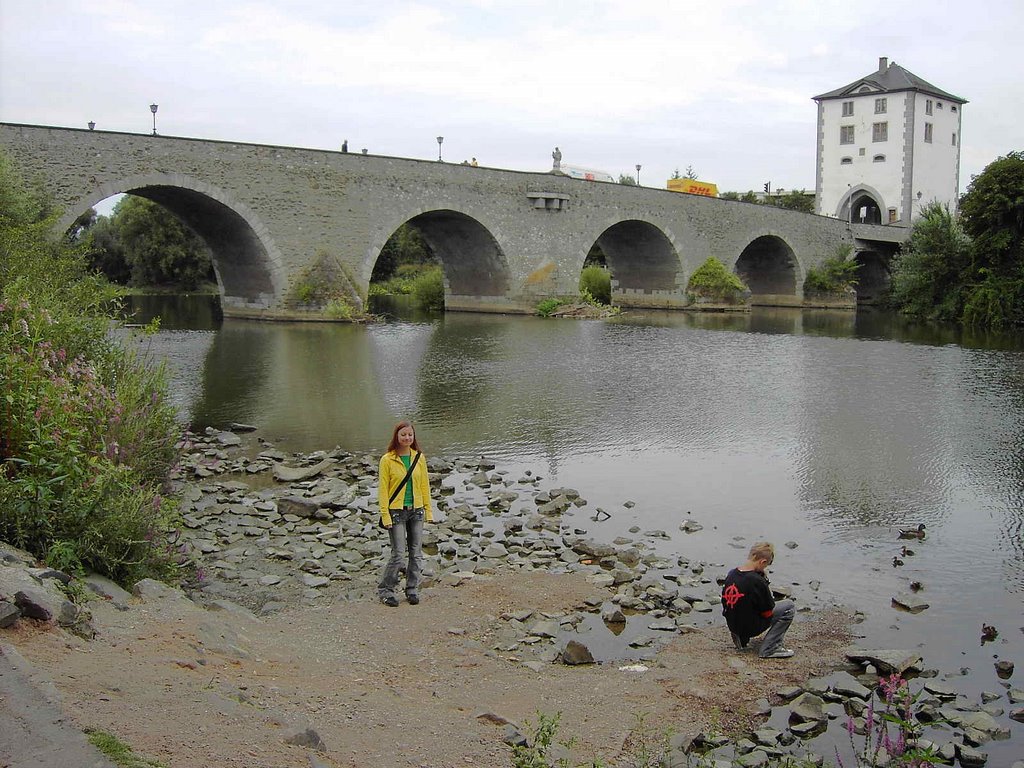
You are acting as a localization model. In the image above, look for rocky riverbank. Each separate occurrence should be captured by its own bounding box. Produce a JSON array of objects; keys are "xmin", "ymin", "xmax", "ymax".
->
[{"xmin": 1, "ymin": 428, "xmax": 1021, "ymax": 767}]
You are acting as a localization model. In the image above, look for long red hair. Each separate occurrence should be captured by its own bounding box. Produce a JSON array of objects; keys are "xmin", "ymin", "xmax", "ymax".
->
[{"xmin": 386, "ymin": 420, "xmax": 421, "ymax": 454}]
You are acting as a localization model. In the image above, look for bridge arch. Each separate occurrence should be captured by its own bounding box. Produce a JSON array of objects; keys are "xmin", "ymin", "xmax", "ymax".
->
[
  {"xmin": 367, "ymin": 209, "xmax": 511, "ymax": 306},
  {"xmin": 584, "ymin": 219, "xmax": 684, "ymax": 307},
  {"xmin": 59, "ymin": 174, "xmax": 286, "ymax": 309},
  {"xmin": 734, "ymin": 234, "xmax": 801, "ymax": 301},
  {"xmin": 852, "ymin": 248, "xmax": 892, "ymax": 304}
]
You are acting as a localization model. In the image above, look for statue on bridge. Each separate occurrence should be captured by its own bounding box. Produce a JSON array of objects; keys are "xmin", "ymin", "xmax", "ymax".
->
[{"xmin": 552, "ymin": 146, "xmax": 562, "ymax": 171}]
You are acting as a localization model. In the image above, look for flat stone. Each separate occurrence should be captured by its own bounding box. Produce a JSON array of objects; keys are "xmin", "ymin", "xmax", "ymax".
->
[
  {"xmin": 955, "ymin": 743, "xmax": 987, "ymax": 767},
  {"xmin": 845, "ymin": 649, "xmax": 923, "ymax": 676},
  {"xmin": 216, "ymin": 431, "xmax": 242, "ymax": 446},
  {"xmin": 132, "ymin": 578, "xmax": 190, "ymax": 603},
  {"xmin": 272, "ymin": 458, "xmax": 334, "ymax": 483},
  {"xmin": 891, "ymin": 593, "xmax": 929, "ymax": 613},
  {"xmin": 788, "ymin": 692, "xmax": 827, "ymax": 723},
  {"xmin": 831, "ymin": 673, "xmax": 871, "ymax": 700},
  {"xmin": 0, "ymin": 600, "xmax": 21, "ymax": 627},
  {"xmin": 648, "ymin": 618, "xmax": 677, "ymax": 631}
]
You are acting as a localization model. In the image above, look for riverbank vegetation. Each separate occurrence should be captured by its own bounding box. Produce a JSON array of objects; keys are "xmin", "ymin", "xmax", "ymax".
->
[
  {"xmin": 890, "ymin": 151, "xmax": 1024, "ymax": 328},
  {"xmin": 686, "ymin": 256, "xmax": 749, "ymax": 304},
  {"xmin": 804, "ymin": 245, "xmax": 860, "ymax": 295},
  {"xmin": 369, "ymin": 224, "xmax": 445, "ymax": 311},
  {"xmin": 0, "ymin": 150, "xmax": 183, "ymax": 584}
]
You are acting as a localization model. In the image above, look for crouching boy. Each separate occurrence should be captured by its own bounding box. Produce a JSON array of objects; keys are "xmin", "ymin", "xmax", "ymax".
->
[{"xmin": 721, "ymin": 541, "xmax": 795, "ymax": 659}]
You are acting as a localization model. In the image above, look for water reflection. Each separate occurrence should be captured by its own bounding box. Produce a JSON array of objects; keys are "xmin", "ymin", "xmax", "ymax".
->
[{"xmin": 124, "ymin": 293, "xmax": 222, "ymax": 330}]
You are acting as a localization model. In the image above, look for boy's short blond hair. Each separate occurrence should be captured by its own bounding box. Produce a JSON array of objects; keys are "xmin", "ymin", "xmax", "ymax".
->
[{"xmin": 749, "ymin": 541, "xmax": 775, "ymax": 564}]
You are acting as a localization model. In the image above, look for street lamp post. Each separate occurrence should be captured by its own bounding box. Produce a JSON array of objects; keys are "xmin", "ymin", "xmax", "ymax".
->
[
  {"xmin": 150, "ymin": 104, "xmax": 158, "ymax": 135},
  {"xmin": 635, "ymin": 164, "xmax": 641, "ymax": 185},
  {"xmin": 436, "ymin": 136, "xmax": 444, "ymax": 162}
]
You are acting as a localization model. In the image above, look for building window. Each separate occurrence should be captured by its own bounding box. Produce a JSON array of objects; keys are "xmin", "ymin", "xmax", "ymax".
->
[
  {"xmin": 841, "ymin": 157, "xmax": 853, "ymax": 165},
  {"xmin": 873, "ymin": 155, "xmax": 886, "ymax": 163},
  {"xmin": 840, "ymin": 125, "xmax": 855, "ymax": 144},
  {"xmin": 926, "ymin": 99, "xmax": 933, "ymax": 115},
  {"xmin": 951, "ymin": 105, "xmax": 958, "ymax": 113},
  {"xmin": 874, "ymin": 98, "xmax": 887, "ymax": 114},
  {"xmin": 952, "ymin": 132, "xmax": 957, "ymax": 146},
  {"xmin": 937, "ymin": 102, "xmax": 943, "ymax": 110},
  {"xmin": 842, "ymin": 101, "xmax": 854, "ymax": 116},
  {"xmin": 872, "ymin": 122, "xmax": 888, "ymax": 142},
  {"xmin": 924, "ymin": 123, "xmax": 933, "ymax": 143}
]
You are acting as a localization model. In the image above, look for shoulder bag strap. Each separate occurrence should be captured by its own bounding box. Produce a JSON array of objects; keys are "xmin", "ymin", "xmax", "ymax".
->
[{"xmin": 387, "ymin": 451, "xmax": 421, "ymax": 505}]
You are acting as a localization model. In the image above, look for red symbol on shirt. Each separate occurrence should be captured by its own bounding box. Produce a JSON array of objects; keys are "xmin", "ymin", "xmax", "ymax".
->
[{"xmin": 722, "ymin": 584, "xmax": 745, "ymax": 609}]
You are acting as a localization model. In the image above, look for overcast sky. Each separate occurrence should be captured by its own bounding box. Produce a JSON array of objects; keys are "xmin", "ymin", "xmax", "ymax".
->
[{"xmin": 1, "ymin": 0, "xmax": 1020, "ymax": 198}]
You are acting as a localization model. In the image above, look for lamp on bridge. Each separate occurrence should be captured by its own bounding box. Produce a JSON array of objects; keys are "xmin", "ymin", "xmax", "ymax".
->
[
  {"xmin": 636, "ymin": 164, "xmax": 641, "ymax": 185},
  {"xmin": 436, "ymin": 136, "xmax": 444, "ymax": 162},
  {"xmin": 150, "ymin": 104, "xmax": 158, "ymax": 136},
  {"xmin": 88, "ymin": 121, "xmax": 95, "ymax": 131}
]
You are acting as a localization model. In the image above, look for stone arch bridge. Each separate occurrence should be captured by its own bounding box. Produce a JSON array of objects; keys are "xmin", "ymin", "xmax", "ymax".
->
[{"xmin": 0, "ymin": 123, "xmax": 903, "ymax": 317}]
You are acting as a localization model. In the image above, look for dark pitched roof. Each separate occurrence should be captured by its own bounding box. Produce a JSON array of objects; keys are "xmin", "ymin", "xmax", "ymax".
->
[{"xmin": 814, "ymin": 61, "xmax": 967, "ymax": 104}]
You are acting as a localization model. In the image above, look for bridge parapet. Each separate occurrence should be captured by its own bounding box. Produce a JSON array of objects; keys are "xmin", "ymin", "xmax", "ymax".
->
[{"xmin": 851, "ymin": 222, "xmax": 910, "ymax": 245}]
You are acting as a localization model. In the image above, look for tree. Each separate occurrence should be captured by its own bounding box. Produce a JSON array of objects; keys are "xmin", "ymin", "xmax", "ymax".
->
[
  {"xmin": 372, "ymin": 223, "xmax": 435, "ymax": 282},
  {"xmin": 889, "ymin": 202, "xmax": 971, "ymax": 321},
  {"xmin": 958, "ymin": 151, "xmax": 1024, "ymax": 326},
  {"xmin": 85, "ymin": 215, "xmax": 131, "ymax": 284},
  {"xmin": 960, "ymin": 151, "xmax": 1024, "ymax": 275},
  {"xmin": 617, "ymin": 174, "xmax": 637, "ymax": 186},
  {"xmin": 108, "ymin": 196, "xmax": 214, "ymax": 289},
  {"xmin": 684, "ymin": 165, "xmax": 698, "ymax": 180},
  {"xmin": 769, "ymin": 189, "xmax": 815, "ymax": 213}
]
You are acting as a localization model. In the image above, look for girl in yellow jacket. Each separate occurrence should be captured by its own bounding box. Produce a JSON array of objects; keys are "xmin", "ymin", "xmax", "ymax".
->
[{"xmin": 377, "ymin": 421, "xmax": 433, "ymax": 607}]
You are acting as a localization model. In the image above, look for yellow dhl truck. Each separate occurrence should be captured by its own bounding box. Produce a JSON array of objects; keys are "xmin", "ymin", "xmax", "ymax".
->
[{"xmin": 666, "ymin": 178, "xmax": 718, "ymax": 197}]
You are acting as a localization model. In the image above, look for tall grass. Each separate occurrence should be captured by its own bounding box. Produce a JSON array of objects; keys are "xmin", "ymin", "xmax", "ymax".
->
[{"xmin": 1, "ymin": 150, "xmax": 184, "ymax": 583}]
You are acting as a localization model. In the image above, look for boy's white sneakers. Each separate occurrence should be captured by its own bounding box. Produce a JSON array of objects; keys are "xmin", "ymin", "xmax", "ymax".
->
[{"xmin": 761, "ymin": 647, "xmax": 795, "ymax": 659}]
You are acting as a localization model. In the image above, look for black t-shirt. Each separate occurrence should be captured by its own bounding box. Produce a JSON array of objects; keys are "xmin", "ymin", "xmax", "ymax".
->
[{"xmin": 721, "ymin": 567, "xmax": 775, "ymax": 639}]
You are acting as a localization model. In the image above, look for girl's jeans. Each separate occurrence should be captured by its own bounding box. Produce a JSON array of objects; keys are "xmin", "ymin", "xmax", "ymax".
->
[{"xmin": 378, "ymin": 507, "xmax": 424, "ymax": 600}]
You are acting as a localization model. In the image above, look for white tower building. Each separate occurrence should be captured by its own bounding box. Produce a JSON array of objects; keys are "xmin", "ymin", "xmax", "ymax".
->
[{"xmin": 814, "ymin": 57, "xmax": 966, "ymax": 225}]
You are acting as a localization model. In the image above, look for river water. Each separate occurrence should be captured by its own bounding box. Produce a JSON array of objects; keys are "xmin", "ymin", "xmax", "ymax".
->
[{"xmin": 129, "ymin": 294, "xmax": 1024, "ymax": 757}]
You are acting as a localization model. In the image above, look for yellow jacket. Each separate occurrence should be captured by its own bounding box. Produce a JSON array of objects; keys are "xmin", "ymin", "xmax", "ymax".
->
[{"xmin": 378, "ymin": 450, "xmax": 433, "ymax": 526}]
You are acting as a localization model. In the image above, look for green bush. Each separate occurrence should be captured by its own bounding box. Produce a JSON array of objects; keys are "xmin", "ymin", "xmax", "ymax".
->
[
  {"xmin": 0, "ymin": 150, "xmax": 183, "ymax": 584},
  {"xmin": 579, "ymin": 266, "xmax": 611, "ymax": 305},
  {"xmin": 411, "ymin": 265, "xmax": 445, "ymax": 311},
  {"xmin": 535, "ymin": 298, "xmax": 565, "ymax": 317},
  {"xmin": 686, "ymin": 257, "xmax": 748, "ymax": 301},
  {"xmin": 888, "ymin": 202, "xmax": 971, "ymax": 322},
  {"xmin": 962, "ymin": 270, "xmax": 1024, "ymax": 328},
  {"xmin": 325, "ymin": 296, "xmax": 355, "ymax": 320},
  {"xmin": 804, "ymin": 246, "xmax": 860, "ymax": 293}
]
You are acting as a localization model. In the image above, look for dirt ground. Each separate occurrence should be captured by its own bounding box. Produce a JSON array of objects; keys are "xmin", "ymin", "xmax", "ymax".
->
[{"xmin": 6, "ymin": 571, "xmax": 850, "ymax": 768}]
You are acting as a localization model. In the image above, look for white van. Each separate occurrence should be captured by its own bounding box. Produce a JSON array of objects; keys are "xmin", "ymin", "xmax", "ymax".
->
[{"xmin": 557, "ymin": 164, "xmax": 616, "ymax": 183}]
